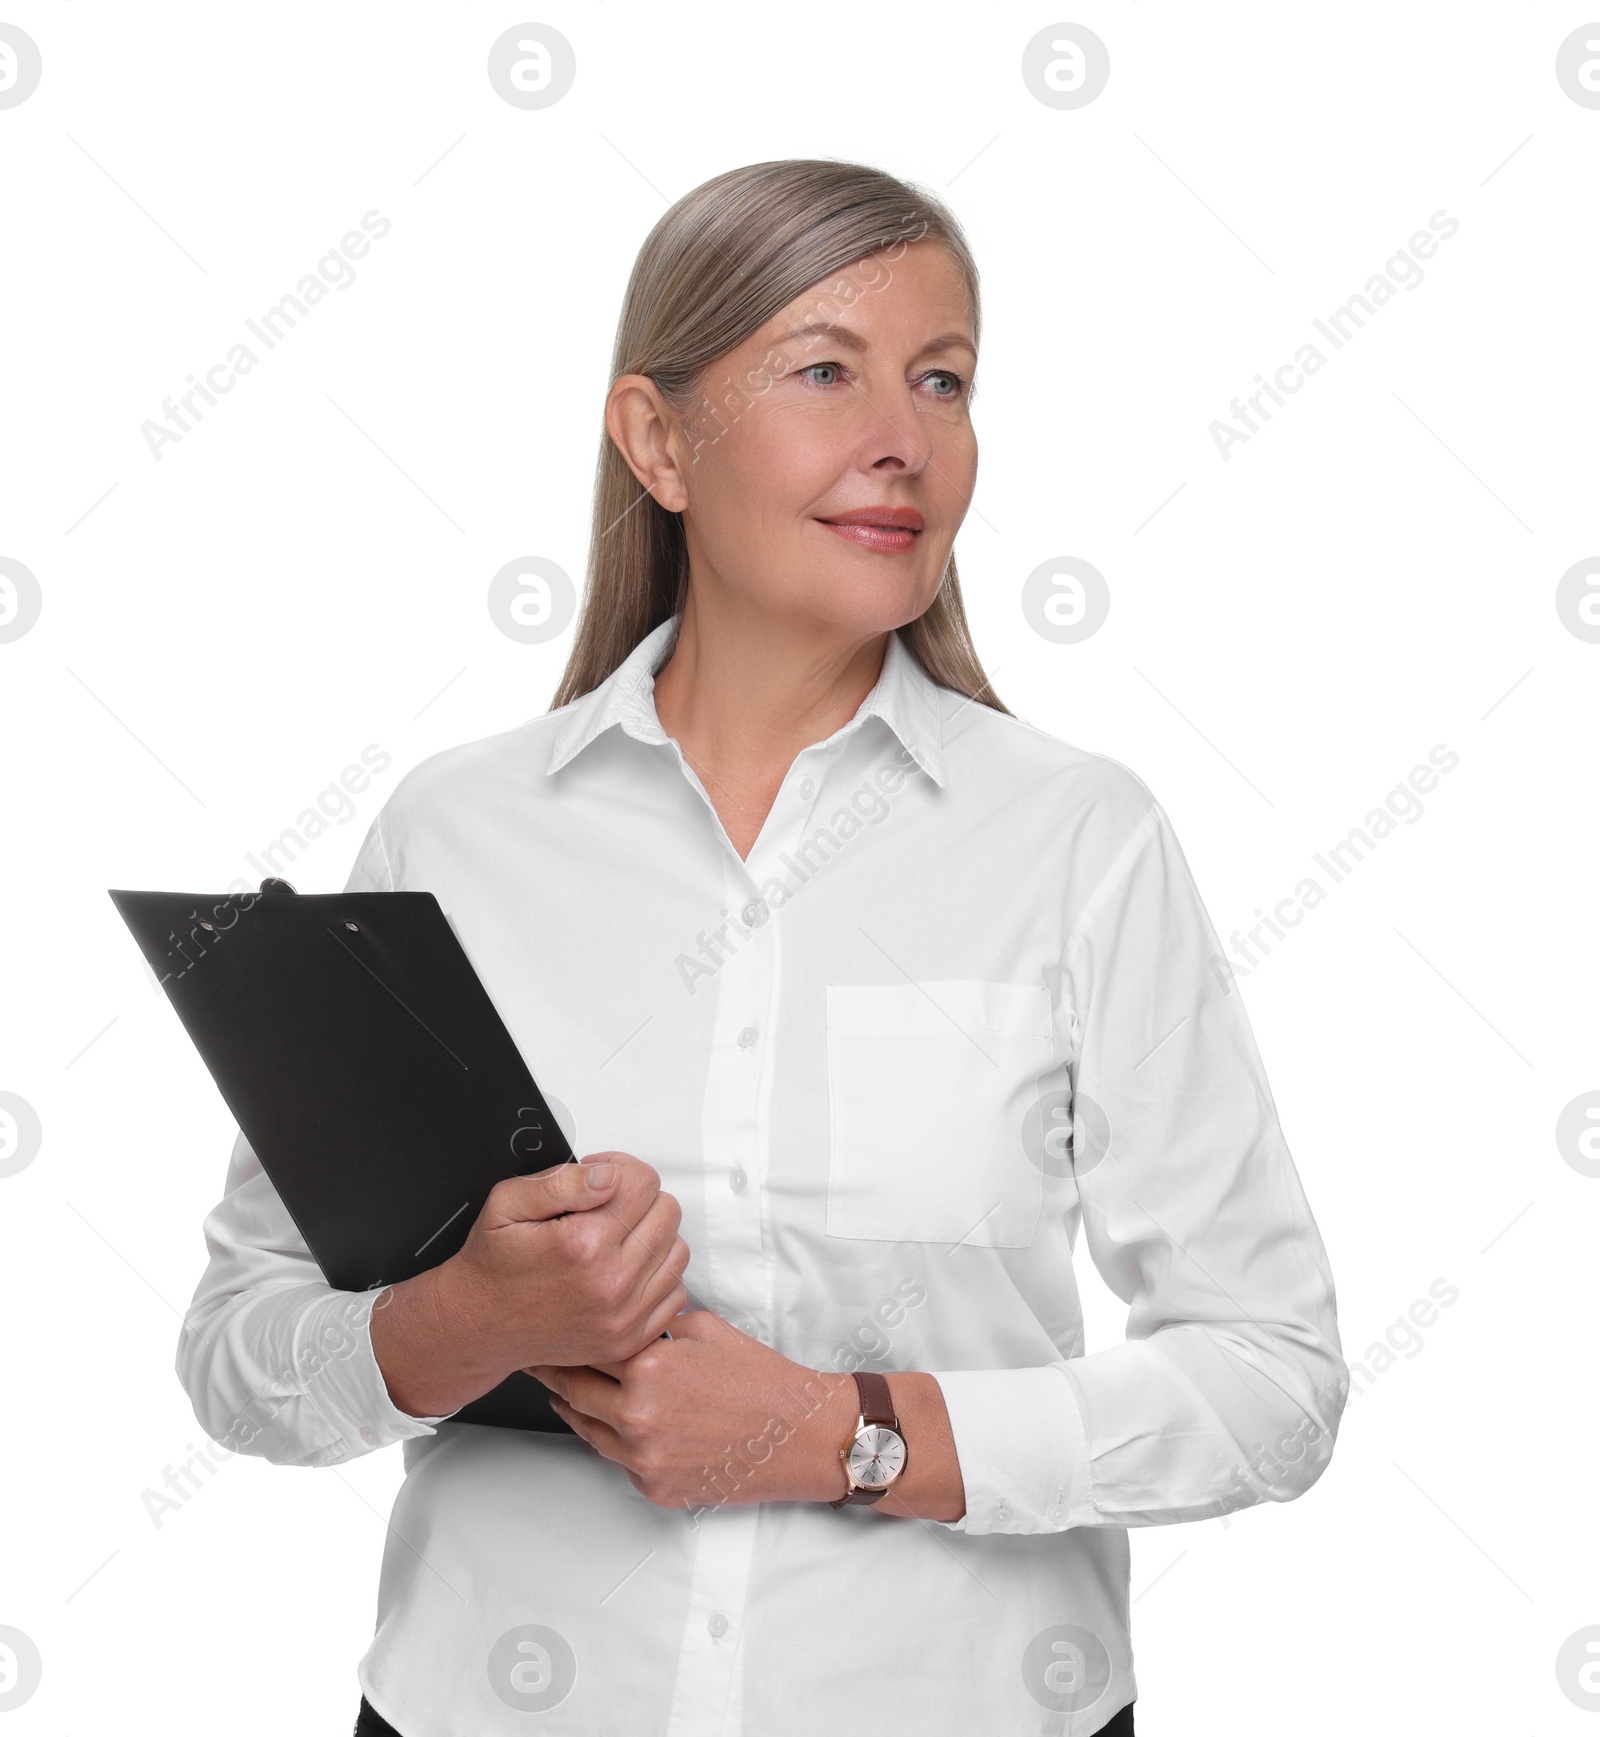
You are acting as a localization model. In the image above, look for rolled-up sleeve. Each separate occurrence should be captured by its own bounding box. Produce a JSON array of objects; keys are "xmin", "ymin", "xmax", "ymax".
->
[
  {"xmin": 930, "ymin": 799, "xmax": 1347, "ymax": 1535},
  {"xmin": 173, "ymin": 817, "xmax": 452, "ymax": 1466}
]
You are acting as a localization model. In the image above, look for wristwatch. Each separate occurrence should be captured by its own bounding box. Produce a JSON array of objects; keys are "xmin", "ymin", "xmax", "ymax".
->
[{"xmin": 829, "ymin": 1370, "xmax": 908, "ymax": 1507}]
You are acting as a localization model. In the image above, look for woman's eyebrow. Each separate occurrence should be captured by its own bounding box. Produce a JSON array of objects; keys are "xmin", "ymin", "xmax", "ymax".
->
[
  {"xmin": 916, "ymin": 331, "xmax": 979, "ymax": 360},
  {"xmin": 767, "ymin": 319, "xmax": 978, "ymax": 361},
  {"xmin": 769, "ymin": 319, "xmax": 870, "ymax": 353}
]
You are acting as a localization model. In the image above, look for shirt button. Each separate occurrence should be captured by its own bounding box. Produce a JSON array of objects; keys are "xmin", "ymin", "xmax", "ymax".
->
[
  {"xmin": 740, "ymin": 899, "xmax": 766, "ymax": 927},
  {"xmin": 995, "ymin": 1503, "xmax": 1010, "ymax": 1523},
  {"xmin": 360, "ymin": 1426, "xmax": 378, "ymax": 1445},
  {"xmin": 1049, "ymin": 1505, "xmax": 1064, "ymax": 1525},
  {"xmin": 736, "ymin": 1026, "xmax": 758, "ymax": 1049},
  {"xmin": 797, "ymin": 777, "xmax": 815, "ymax": 799},
  {"xmin": 728, "ymin": 1165, "xmax": 746, "ymax": 1193},
  {"xmin": 707, "ymin": 1612, "xmax": 729, "ymax": 1638}
]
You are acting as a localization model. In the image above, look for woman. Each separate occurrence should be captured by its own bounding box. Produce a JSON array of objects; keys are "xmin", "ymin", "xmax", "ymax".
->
[{"xmin": 178, "ymin": 158, "xmax": 1347, "ymax": 1736}]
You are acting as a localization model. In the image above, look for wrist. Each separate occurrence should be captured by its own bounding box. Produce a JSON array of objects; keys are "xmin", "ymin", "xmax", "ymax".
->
[
  {"xmin": 370, "ymin": 1263, "xmax": 505, "ymax": 1419},
  {"xmin": 808, "ymin": 1367, "xmax": 859, "ymax": 1504},
  {"xmin": 867, "ymin": 1373, "xmax": 966, "ymax": 1524},
  {"xmin": 426, "ymin": 1256, "xmax": 514, "ymax": 1383},
  {"xmin": 825, "ymin": 1368, "xmax": 912, "ymax": 1510}
]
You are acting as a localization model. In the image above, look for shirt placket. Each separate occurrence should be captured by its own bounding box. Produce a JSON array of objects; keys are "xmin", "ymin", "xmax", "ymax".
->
[{"xmin": 663, "ymin": 746, "xmax": 823, "ymax": 1737}]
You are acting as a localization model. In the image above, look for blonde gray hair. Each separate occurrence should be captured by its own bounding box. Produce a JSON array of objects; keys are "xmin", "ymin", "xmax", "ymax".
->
[{"xmin": 550, "ymin": 157, "xmax": 1007, "ymax": 715}]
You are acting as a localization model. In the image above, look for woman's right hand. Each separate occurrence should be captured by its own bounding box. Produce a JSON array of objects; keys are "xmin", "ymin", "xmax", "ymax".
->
[{"xmin": 370, "ymin": 1153, "xmax": 691, "ymax": 1420}]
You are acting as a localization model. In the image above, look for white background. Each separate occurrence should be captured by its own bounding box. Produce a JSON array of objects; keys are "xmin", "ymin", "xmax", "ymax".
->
[{"xmin": 1, "ymin": 3, "xmax": 1595, "ymax": 1731}]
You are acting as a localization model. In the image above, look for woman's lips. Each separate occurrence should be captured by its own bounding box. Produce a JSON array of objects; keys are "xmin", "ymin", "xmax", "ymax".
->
[
  {"xmin": 817, "ymin": 510, "xmax": 924, "ymax": 555},
  {"xmin": 820, "ymin": 521, "xmax": 919, "ymax": 554}
]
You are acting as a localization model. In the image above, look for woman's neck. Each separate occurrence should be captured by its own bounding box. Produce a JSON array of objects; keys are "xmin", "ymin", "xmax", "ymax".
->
[{"xmin": 651, "ymin": 589, "xmax": 888, "ymax": 860}]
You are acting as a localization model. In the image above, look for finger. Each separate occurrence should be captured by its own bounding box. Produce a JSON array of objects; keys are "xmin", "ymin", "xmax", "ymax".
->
[
  {"xmin": 567, "ymin": 1209, "xmax": 690, "ymax": 1332},
  {"xmin": 626, "ymin": 1183, "xmax": 687, "ymax": 1259},
  {"xmin": 524, "ymin": 1363, "xmax": 566, "ymax": 1396},
  {"xmin": 581, "ymin": 1156, "xmax": 667, "ymax": 1247},
  {"xmin": 549, "ymin": 1363, "xmax": 623, "ymax": 1421},
  {"xmin": 628, "ymin": 1231, "xmax": 691, "ymax": 1316},
  {"xmin": 642, "ymin": 1276, "xmax": 692, "ymax": 1342},
  {"xmin": 549, "ymin": 1394, "xmax": 598, "ymax": 1453},
  {"xmin": 598, "ymin": 1255, "xmax": 690, "ymax": 1363},
  {"xmin": 549, "ymin": 1394, "xmax": 629, "ymax": 1465},
  {"xmin": 562, "ymin": 1274, "xmax": 687, "ymax": 1382}
]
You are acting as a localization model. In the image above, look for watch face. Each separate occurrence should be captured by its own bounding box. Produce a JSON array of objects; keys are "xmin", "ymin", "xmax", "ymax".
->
[{"xmin": 847, "ymin": 1425, "xmax": 906, "ymax": 1489}]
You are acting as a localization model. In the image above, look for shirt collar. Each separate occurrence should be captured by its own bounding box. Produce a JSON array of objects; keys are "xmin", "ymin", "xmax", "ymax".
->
[{"xmin": 545, "ymin": 614, "xmax": 947, "ymax": 788}]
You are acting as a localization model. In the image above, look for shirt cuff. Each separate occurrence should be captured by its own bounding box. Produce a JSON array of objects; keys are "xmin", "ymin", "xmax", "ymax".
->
[
  {"xmin": 302, "ymin": 1288, "xmax": 455, "ymax": 1459},
  {"xmin": 926, "ymin": 1363, "xmax": 1093, "ymax": 1534}
]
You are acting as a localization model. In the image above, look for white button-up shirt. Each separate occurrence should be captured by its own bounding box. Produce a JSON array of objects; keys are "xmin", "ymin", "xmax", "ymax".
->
[{"xmin": 177, "ymin": 613, "xmax": 1346, "ymax": 1735}]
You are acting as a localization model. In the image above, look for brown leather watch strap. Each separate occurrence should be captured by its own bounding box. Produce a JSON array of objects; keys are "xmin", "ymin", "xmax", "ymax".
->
[
  {"xmin": 852, "ymin": 1369, "xmax": 895, "ymax": 1428},
  {"xmin": 830, "ymin": 1370, "xmax": 903, "ymax": 1508}
]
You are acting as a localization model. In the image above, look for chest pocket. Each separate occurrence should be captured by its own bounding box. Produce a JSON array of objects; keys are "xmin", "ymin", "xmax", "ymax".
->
[{"xmin": 824, "ymin": 980, "xmax": 1054, "ymax": 1247}]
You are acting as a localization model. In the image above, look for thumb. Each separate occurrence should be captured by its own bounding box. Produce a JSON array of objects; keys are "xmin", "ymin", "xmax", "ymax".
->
[{"xmin": 494, "ymin": 1153, "xmax": 623, "ymax": 1224}]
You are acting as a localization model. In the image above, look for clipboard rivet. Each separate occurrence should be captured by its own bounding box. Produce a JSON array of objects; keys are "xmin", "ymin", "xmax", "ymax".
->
[
  {"xmin": 345, "ymin": 921, "xmax": 360, "ymax": 932},
  {"xmin": 198, "ymin": 920, "xmax": 215, "ymax": 931}
]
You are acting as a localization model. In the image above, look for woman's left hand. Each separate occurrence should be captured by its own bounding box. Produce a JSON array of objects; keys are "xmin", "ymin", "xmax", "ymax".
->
[{"xmin": 525, "ymin": 1310, "xmax": 855, "ymax": 1510}]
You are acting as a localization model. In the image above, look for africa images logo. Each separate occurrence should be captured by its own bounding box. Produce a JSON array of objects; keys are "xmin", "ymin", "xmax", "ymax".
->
[{"xmin": 1209, "ymin": 211, "xmax": 1460, "ymax": 461}]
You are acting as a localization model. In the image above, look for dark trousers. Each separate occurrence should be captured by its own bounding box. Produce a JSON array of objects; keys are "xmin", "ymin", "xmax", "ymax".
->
[{"xmin": 354, "ymin": 1692, "xmax": 1135, "ymax": 1733}]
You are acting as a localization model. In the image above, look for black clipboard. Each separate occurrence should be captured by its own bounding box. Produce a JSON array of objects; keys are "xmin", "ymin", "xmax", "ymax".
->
[{"xmin": 110, "ymin": 875, "xmax": 576, "ymax": 1434}]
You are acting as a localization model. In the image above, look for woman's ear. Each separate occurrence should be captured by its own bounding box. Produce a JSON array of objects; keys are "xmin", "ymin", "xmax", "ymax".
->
[{"xmin": 605, "ymin": 375, "xmax": 690, "ymax": 513}]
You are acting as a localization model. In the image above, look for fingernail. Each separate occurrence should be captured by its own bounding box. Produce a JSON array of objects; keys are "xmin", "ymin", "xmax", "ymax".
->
[{"xmin": 585, "ymin": 1162, "xmax": 617, "ymax": 1190}]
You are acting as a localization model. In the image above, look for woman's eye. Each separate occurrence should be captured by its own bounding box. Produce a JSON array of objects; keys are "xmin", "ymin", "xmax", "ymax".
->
[{"xmin": 797, "ymin": 362, "xmax": 966, "ymax": 396}]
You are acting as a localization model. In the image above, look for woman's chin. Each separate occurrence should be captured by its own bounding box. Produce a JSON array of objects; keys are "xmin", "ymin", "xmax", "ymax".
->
[{"xmin": 764, "ymin": 571, "xmax": 942, "ymax": 638}]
